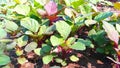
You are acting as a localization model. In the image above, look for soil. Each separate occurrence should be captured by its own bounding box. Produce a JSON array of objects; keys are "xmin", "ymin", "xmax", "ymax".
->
[{"xmin": 8, "ymin": 49, "xmax": 114, "ymax": 68}]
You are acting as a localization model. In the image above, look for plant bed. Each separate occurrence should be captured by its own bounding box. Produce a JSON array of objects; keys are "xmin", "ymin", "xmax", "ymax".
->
[{"xmin": 0, "ymin": 0, "xmax": 120, "ymax": 68}]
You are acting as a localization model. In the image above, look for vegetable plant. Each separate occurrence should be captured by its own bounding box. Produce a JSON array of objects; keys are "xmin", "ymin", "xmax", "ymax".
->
[{"xmin": 0, "ymin": 0, "xmax": 120, "ymax": 68}]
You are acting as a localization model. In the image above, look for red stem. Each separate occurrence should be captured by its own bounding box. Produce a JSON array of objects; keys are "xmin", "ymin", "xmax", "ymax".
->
[{"xmin": 114, "ymin": 42, "xmax": 120, "ymax": 68}]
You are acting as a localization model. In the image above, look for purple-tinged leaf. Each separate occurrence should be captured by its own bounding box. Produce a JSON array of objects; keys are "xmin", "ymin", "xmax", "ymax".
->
[
  {"xmin": 44, "ymin": 1, "xmax": 57, "ymax": 16},
  {"xmin": 103, "ymin": 21, "xmax": 119, "ymax": 44}
]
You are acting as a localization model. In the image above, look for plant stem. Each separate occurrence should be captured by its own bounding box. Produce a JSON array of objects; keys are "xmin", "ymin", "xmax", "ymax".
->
[{"xmin": 114, "ymin": 42, "xmax": 120, "ymax": 68}]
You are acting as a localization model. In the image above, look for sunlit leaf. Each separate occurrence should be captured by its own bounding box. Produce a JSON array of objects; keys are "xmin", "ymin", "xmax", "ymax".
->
[
  {"xmin": 14, "ymin": 4, "xmax": 30, "ymax": 15},
  {"xmin": 79, "ymin": 4, "xmax": 92, "ymax": 15},
  {"xmin": 85, "ymin": 20, "xmax": 97, "ymax": 26},
  {"xmin": 14, "ymin": 0, "xmax": 28, "ymax": 4},
  {"xmin": 21, "ymin": 17, "xmax": 40, "ymax": 32},
  {"xmin": 4, "ymin": 19, "xmax": 18, "ymax": 32},
  {"xmin": 16, "ymin": 48, "xmax": 23, "ymax": 56},
  {"xmin": 0, "ymin": 39, "xmax": 12, "ymax": 43},
  {"xmin": 25, "ymin": 31, "xmax": 34, "ymax": 36},
  {"xmin": 38, "ymin": 25, "xmax": 47, "ymax": 35},
  {"xmin": 70, "ymin": 42, "xmax": 86, "ymax": 50},
  {"xmin": 55, "ymin": 58, "xmax": 63, "ymax": 63},
  {"xmin": 64, "ymin": 8, "xmax": 73, "ymax": 18},
  {"xmin": 0, "ymin": 55, "xmax": 10, "ymax": 66},
  {"xmin": 17, "ymin": 57, "xmax": 28, "ymax": 64},
  {"xmin": 34, "ymin": 48, "xmax": 41, "ymax": 56},
  {"xmin": 114, "ymin": 2, "xmax": 120, "ymax": 10},
  {"xmin": 37, "ymin": 9, "xmax": 47, "ymax": 16},
  {"xmin": 35, "ymin": 0, "xmax": 49, "ymax": 6},
  {"xmin": 42, "ymin": 55, "xmax": 53, "ymax": 64},
  {"xmin": 16, "ymin": 35, "xmax": 28, "ymax": 47},
  {"xmin": 71, "ymin": 0, "xmax": 84, "ymax": 8},
  {"xmin": 103, "ymin": 21, "xmax": 119, "ymax": 44},
  {"xmin": 116, "ymin": 24, "xmax": 120, "ymax": 33},
  {"xmin": 88, "ymin": 29, "xmax": 96, "ymax": 36},
  {"xmin": 56, "ymin": 20, "xmax": 71, "ymax": 39},
  {"xmin": 61, "ymin": 61, "xmax": 67, "ymax": 66},
  {"xmin": 50, "ymin": 35, "xmax": 64, "ymax": 46},
  {"xmin": 6, "ymin": 42, "xmax": 16, "ymax": 50},
  {"xmin": 0, "ymin": 43, "xmax": 6, "ymax": 55},
  {"xmin": 0, "ymin": 28, "xmax": 7, "ymax": 39},
  {"xmin": 44, "ymin": 1, "xmax": 57, "ymax": 15},
  {"xmin": 24, "ymin": 42, "xmax": 38, "ymax": 52},
  {"xmin": 70, "ymin": 55, "xmax": 79, "ymax": 62},
  {"xmin": 66, "ymin": 37, "xmax": 76, "ymax": 45}
]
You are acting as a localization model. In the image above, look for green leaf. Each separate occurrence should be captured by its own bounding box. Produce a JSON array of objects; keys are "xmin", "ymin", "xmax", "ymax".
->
[
  {"xmin": 61, "ymin": 61, "xmax": 67, "ymax": 66},
  {"xmin": 66, "ymin": 37, "xmax": 76, "ymax": 45},
  {"xmin": 14, "ymin": 0, "xmax": 27, "ymax": 4},
  {"xmin": 4, "ymin": 19, "xmax": 18, "ymax": 32},
  {"xmin": 103, "ymin": 21, "xmax": 119, "ymax": 44},
  {"xmin": 24, "ymin": 42, "xmax": 38, "ymax": 52},
  {"xmin": 14, "ymin": 4, "xmax": 30, "ymax": 15},
  {"xmin": 89, "ymin": 0, "xmax": 100, "ymax": 4},
  {"xmin": 0, "ymin": 28, "xmax": 7, "ymax": 39},
  {"xmin": 71, "ymin": 0, "xmax": 84, "ymax": 8},
  {"xmin": 41, "ymin": 44, "xmax": 51, "ymax": 53},
  {"xmin": 64, "ymin": 0, "xmax": 84, "ymax": 8},
  {"xmin": 35, "ymin": 0, "xmax": 49, "ymax": 6},
  {"xmin": 96, "ymin": 47, "xmax": 105, "ymax": 53},
  {"xmin": 79, "ymin": 4, "xmax": 92, "ymax": 15},
  {"xmin": 55, "ymin": 58, "xmax": 63, "ymax": 63},
  {"xmin": 70, "ymin": 42, "xmax": 86, "ymax": 50},
  {"xmin": 0, "ymin": 39, "xmax": 13, "ymax": 43},
  {"xmin": 70, "ymin": 55, "xmax": 79, "ymax": 62},
  {"xmin": 50, "ymin": 35, "xmax": 64, "ymax": 46},
  {"xmin": 88, "ymin": 29, "xmax": 96, "ymax": 36},
  {"xmin": 90, "ymin": 30, "xmax": 107, "ymax": 46},
  {"xmin": 16, "ymin": 35, "xmax": 28, "ymax": 47},
  {"xmin": 44, "ymin": 24, "xmax": 56, "ymax": 35},
  {"xmin": 116, "ymin": 24, "xmax": 120, "ymax": 33},
  {"xmin": 0, "ymin": 21, "xmax": 5, "ymax": 28},
  {"xmin": 42, "ymin": 55, "xmax": 53, "ymax": 64},
  {"xmin": 64, "ymin": 8, "xmax": 74, "ymax": 18},
  {"xmin": 94, "ymin": 12, "xmax": 113, "ymax": 22},
  {"xmin": 85, "ymin": 20, "xmax": 97, "ymax": 26},
  {"xmin": 34, "ymin": 48, "xmax": 41, "ymax": 56},
  {"xmin": 38, "ymin": 25, "xmax": 47, "ymax": 35},
  {"xmin": 16, "ymin": 49, "xmax": 23, "ymax": 56},
  {"xmin": 21, "ymin": 17, "xmax": 40, "ymax": 32},
  {"xmin": 77, "ymin": 39, "xmax": 92, "ymax": 47},
  {"xmin": 17, "ymin": 57, "xmax": 27, "ymax": 64},
  {"xmin": 25, "ymin": 31, "xmax": 34, "ymax": 35},
  {"xmin": 0, "ymin": 43, "xmax": 6, "ymax": 55},
  {"xmin": 6, "ymin": 42, "xmax": 16, "ymax": 50},
  {"xmin": 0, "ymin": 55, "xmax": 10, "ymax": 66},
  {"xmin": 56, "ymin": 20, "xmax": 71, "ymax": 39}
]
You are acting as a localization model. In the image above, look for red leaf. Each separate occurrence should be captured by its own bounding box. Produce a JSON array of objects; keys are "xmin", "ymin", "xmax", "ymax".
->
[{"xmin": 44, "ymin": 1, "xmax": 57, "ymax": 16}]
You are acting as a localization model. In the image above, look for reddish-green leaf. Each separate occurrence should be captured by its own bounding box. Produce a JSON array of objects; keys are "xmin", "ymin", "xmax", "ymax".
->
[{"xmin": 103, "ymin": 21, "xmax": 119, "ymax": 44}]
